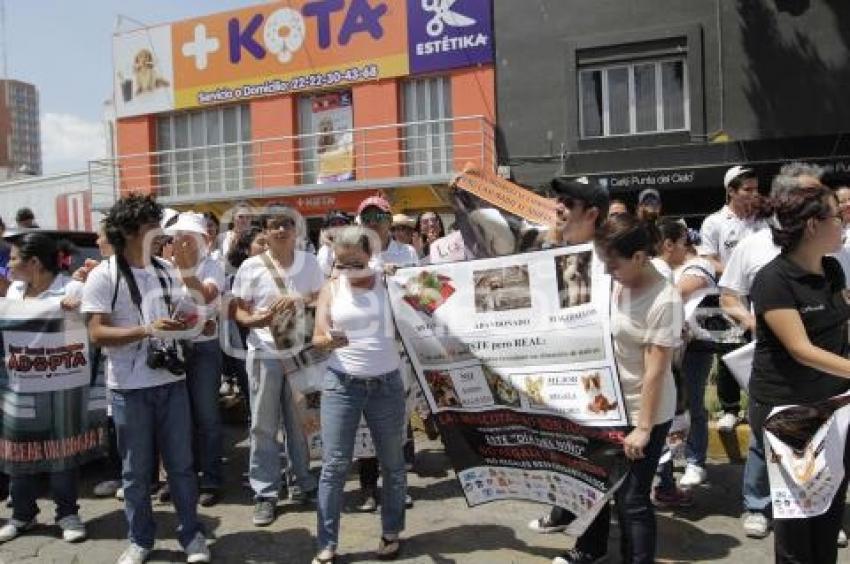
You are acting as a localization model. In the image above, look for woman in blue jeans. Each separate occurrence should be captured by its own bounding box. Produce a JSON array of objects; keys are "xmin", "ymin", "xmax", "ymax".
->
[
  {"xmin": 555, "ymin": 214, "xmax": 683, "ymax": 564},
  {"xmin": 312, "ymin": 225, "xmax": 407, "ymax": 564}
]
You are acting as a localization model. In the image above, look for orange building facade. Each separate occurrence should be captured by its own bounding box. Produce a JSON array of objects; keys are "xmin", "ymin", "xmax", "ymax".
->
[{"xmin": 101, "ymin": 1, "xmax": 496, "ymax": 222}]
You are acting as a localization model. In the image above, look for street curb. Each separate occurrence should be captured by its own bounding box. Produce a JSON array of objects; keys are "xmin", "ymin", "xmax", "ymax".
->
[{"xmin": 707, "ymin": 421, "xmax": 751, "ymax": 462}]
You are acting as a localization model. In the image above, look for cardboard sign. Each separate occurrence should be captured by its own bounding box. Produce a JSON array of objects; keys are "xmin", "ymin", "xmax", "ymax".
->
[{"xmin": 453, "ymin": 164, "xmax": 558, "ymax": 228}]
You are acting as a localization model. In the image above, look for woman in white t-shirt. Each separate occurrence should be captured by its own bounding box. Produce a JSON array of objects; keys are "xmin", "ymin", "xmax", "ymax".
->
[
  {"xmin": 311, "ymin": 226, "xmax": 407, "ymax": 564},
  {"xmin": 0, "ymin": 233, "xmax": 88, "ymax": 544},
  {"xmin": 557, "ymin": 214, "xmax": 683, "ymax": 564}
]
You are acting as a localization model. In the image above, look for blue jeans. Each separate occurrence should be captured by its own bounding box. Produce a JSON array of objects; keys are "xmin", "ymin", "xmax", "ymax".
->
[
  {"xmin": 576, "ymin": 421, "xmax": 672, "ymax": 562},
  {"xmin": 186, "ymin": 340, "xmax": 223, "ymax": 490},
  {"xmin": 683, "ymin": 347, "xmax": 714, "ymax": 467},
  {"xmin": 743, "ymin": 399, "xmax": 772, "ymax": 515},
  {"xmin": 11, "ymin": 469, "xmax": 78, "ymax": 522},
  {"xmin": 317, "ymin": 368, "xmax": 407, "ymax": 551},
  {"xmin": 249, "ymin": 356, "xmax": 317, "ymax": 500},
  {"xmin": 111, "ymin": 381, "xmax": 202, "ymax": 550}
]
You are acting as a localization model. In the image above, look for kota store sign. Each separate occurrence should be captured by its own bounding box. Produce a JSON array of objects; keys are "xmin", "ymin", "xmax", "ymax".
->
[{"xmin": 113, "ymin": 0, "xmax": 494, "ymax": 118}]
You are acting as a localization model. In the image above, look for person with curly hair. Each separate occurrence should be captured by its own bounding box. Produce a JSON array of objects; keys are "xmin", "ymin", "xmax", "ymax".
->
[{"xmin": 80, "ymin": 194, "xmax": 210, "ymax": 564}]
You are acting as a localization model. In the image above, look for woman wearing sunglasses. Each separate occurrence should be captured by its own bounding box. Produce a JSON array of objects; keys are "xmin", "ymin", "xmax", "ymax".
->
[{"xmin": 311, "ymin": 225, "xmax": 407, "ymax": 564}]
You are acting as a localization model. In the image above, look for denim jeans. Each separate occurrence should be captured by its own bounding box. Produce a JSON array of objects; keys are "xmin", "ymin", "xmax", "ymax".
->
[
  {"xmin": 317, "ymin": 368, "xmax": 407, "ymax": 551},
  {"xmin": 742, "ymin": 399, "xmax": 772, "ymax": 515},
  {"xmin": 249, "ymin": 356, "xmax": 317, "ymax": 500},
  {"xmin": 716, "ymin": 351, "xmax": 741, "ymax": 414},
  {"xmin": 683, "ymin": 347, "xmax": 714, "ymax": 467},
  {"xmin": 111, "ymin": 380, "xmax": 202, "ymax": 550},
  {"xmin": 576, "ymin": 420, "xmax": 672, "ymax": 563},
  {"xmin": 11, "ymin": 469, "xmax": 79, "ymax": 522},
  {"xmin": 186, "ymin": 340, "xmax": 224, "ymax": 491}
]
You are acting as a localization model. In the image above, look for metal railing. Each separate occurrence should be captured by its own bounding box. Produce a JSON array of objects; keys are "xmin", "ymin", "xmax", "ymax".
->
[{"xmin": 89, "ymin": 115, "xmax": 495, "ymax": 207}]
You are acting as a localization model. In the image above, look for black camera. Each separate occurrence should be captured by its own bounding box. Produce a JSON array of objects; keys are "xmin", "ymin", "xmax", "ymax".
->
[{"xmin": 146, "ymin": 340, "xmax": 186, "ymax": 375}]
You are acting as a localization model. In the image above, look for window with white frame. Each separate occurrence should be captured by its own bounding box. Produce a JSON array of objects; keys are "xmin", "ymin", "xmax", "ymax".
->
[
  {"xmin": 156, "ymin": 105, "xmax": 252, "ymax": 197},
  {"xmin": 403, "ymin": 76, "xmax": 453, "ymax": 176},
  {"xmin": 579, "ymin": 59, "xmax": 688, "ymax": 138}
]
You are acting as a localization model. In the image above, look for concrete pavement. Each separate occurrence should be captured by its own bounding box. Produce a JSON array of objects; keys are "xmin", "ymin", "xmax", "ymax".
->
[{"xmin": 0, "ymin": 419, "xmax": 848, "ymax": 563}]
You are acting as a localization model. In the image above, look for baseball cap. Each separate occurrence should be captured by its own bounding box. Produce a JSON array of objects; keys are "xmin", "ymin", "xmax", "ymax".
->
[
  {"xmin": 724, "ymin": 165, "xmax": 753, "ymax": 189},
  {"xmin": 638, "ymin": 188, "xmax": 661, "ymax": 206},
  {"xmin": 357, "ymin": 195, "xmax": 391, "ymax": 216},
  {"xmin": 550, "ymin": 176, "xmax": 610, "ymax": 212}
]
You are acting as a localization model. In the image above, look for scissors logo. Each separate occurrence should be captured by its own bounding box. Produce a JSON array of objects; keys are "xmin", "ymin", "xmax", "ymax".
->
[{"xmin": 422, "ymin": 0, "xmax": 476, "ymax": 38}]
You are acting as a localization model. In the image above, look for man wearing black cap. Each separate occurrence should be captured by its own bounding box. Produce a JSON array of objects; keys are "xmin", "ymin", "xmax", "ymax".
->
[
  {"xmin": 637, "ymin": 188, "xmax": 662, "ymax": 223},
  {"xmin": 528, "ymin": 177, "xmax": 610, "ymax": 538}
]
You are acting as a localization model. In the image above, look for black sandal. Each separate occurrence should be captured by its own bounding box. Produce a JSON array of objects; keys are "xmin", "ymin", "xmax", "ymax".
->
[{"xmin": 376, "ymin": 536, "xmax": 400, "ymax": 560}]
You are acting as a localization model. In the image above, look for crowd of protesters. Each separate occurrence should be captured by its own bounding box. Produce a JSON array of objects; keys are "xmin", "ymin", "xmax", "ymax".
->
[{"xmin": 0, "ymin": 162, "xmax": 847, "ymax": 564}]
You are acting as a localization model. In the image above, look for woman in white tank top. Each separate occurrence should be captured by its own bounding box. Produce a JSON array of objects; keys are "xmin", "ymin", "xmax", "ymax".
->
[{"xmin": 311, "ymin": 226, "xmax": 406, "ymax": 563}]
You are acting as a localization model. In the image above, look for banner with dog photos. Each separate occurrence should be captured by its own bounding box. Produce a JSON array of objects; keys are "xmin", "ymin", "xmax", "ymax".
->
[
  {"xmin": 387, "ymin": 245, "xmax": 630, "ymax": 534},
  {"xmin": 0, "ymin": 300, "xmax": 108, "ymax": 474},
  {"xmin": 764, "ymin": 392, "xmax": 850, "ymax": 519}
]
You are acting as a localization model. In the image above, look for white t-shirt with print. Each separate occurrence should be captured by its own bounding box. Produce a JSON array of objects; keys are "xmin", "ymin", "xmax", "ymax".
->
[
  {"xmin": 231, "ymin": 250, "xmax": 324, "ymax": 353},
  {"xmin": 611, "ymin": 278, "xmax": 683, "ymax": 426},
  {"xmin": 81, "ymin": 258, "xmax": 188, "ymax": 391},
  {"xmin": 370, "ymin": 240, "xmax": 419, "ymax": 269},
  {"xmin": 698, "ymin": 206, "xmax": 767, "ymax": 267}
]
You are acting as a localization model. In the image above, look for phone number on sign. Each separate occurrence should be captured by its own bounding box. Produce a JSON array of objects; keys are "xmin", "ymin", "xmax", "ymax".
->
[{"xmin": 197, "ymin": 65, "xmax": 380, "ymax": 105}]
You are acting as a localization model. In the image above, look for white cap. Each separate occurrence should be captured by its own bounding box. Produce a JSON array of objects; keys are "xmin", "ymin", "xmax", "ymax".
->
[
  {"xmin": 164, "ymin": 211, "xmax": 207, "ymax": 236},
  {"xmin": 161, "ymin": 208, "xmax": 180, "ymax": 230},
  {"xmin": 724, "ymin": 165, "xmax": 753, "ymax": 189}
]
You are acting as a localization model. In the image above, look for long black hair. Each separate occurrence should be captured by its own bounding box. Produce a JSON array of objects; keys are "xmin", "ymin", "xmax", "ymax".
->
[{"xmin": 11, "ymin": 232, "xmax": 77, "ymax": 275}]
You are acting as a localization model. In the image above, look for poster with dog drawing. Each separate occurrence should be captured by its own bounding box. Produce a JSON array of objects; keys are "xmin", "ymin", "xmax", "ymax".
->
[{"xmin": 113, "ymin": 26, "xmax": 175, "ymax": 118}]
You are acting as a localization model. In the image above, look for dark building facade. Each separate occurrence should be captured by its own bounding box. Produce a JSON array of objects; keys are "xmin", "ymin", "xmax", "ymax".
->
[{"xmin": 494, "ymin": 0, "xmax": 850, "ymax": 219}]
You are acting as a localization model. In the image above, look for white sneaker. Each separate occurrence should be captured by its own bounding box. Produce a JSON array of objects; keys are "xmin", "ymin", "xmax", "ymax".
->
[
  {"xmin": 94, "ymin": 480, "xmax": 122, "ymax": 497},
  {"xmin": 716, "ymin": 413, "xmax": 739, "ymax": 433},
  {"xmin": 742, "ymin": 512, "xmax": 770, "ymax": 538},
  {"xmin": 185, "ymin": 532, "xmax": 211, "ymax": 563},
  {"xmin": 0, "ymin": 518, "xmax": 34, "ymax": 543},
  {"xmin": 117, "ymin": 543, "xmax": 151, "ymax": 564},
  {"xmin": 678, "ymin": 464, "xmax": 707, "ymax": 488},
  {"xmin": 116, "ymin": 487, "xmax": 125, "ymax": 501},
  {"xmin": 838, "ymin": 528, "xmax": 848, "ymax": 548},
  {"xmin": 58, "ymin": 514, "xmax": 87, "ymax": 543}
]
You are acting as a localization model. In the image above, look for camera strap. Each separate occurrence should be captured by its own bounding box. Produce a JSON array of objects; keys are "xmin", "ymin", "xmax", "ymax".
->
[{"xmin": 110, "ymin": 255, "xmax": 175, "ymax": 324}]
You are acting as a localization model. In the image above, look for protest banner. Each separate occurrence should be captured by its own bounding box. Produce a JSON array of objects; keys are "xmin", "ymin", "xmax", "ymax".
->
[
  {"xmin": 0, "ymin": 300, "xmax": 108, "ymax": 474},
  {"xmin": 764, "ymin": 392, "xmax": 850, "ymax": 519},
  {"xmin": 387, "ymin": 244, "xmax": 629, "ymax": 534}
]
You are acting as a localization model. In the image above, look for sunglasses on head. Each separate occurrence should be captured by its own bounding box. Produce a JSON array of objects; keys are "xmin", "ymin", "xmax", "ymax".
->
[{"xmin": 361, "ymin": 211, "xmax": 392, "ymax": 223}]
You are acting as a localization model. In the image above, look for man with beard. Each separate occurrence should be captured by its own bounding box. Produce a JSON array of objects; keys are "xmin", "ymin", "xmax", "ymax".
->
[{"xmin": 636, "ymin": 188, "xmax": 662, "ymax": 223}]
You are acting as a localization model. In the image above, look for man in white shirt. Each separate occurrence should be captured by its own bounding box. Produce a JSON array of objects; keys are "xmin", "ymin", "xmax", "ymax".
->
[
  {"xmin": 231, "ymin": 206, "xmax": 324, "ymax": 527},
  {"xmin": 164, "ymin": 212, "xmax": 227, "ymax": 508},
  {"xmin": 81, "ymin": 195, "xmax": 210, "ymax": 564},
  {"xmin": 698, "ymin": 166, "xmax": 765, "ymax": 434}
]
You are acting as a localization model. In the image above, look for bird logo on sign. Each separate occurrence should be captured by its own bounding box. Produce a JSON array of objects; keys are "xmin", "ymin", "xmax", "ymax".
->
[{"xmin": 422, "ymin": 0, "xmax": 476, "ymax": 37}]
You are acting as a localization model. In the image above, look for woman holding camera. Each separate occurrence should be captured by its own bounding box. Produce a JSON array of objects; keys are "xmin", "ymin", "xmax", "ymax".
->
[
  {"xmin": 0, "ymin": 232, "xmax": 87, "ymax": 544},
  {"xmin": 311, "ymin": 225, "xmax": 407, "ymax": 564}
]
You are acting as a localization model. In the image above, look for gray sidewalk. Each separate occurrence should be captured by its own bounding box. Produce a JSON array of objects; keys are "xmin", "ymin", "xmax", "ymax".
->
[{"xmin": 0, "ymin": 421, "xmax": 847, "ymax": 563}]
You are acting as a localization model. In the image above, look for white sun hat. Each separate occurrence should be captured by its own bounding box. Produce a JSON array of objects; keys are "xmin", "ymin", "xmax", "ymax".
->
[{"xmin": 164, "ymin": 211, "xmax": 207, "ymax": 236}]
